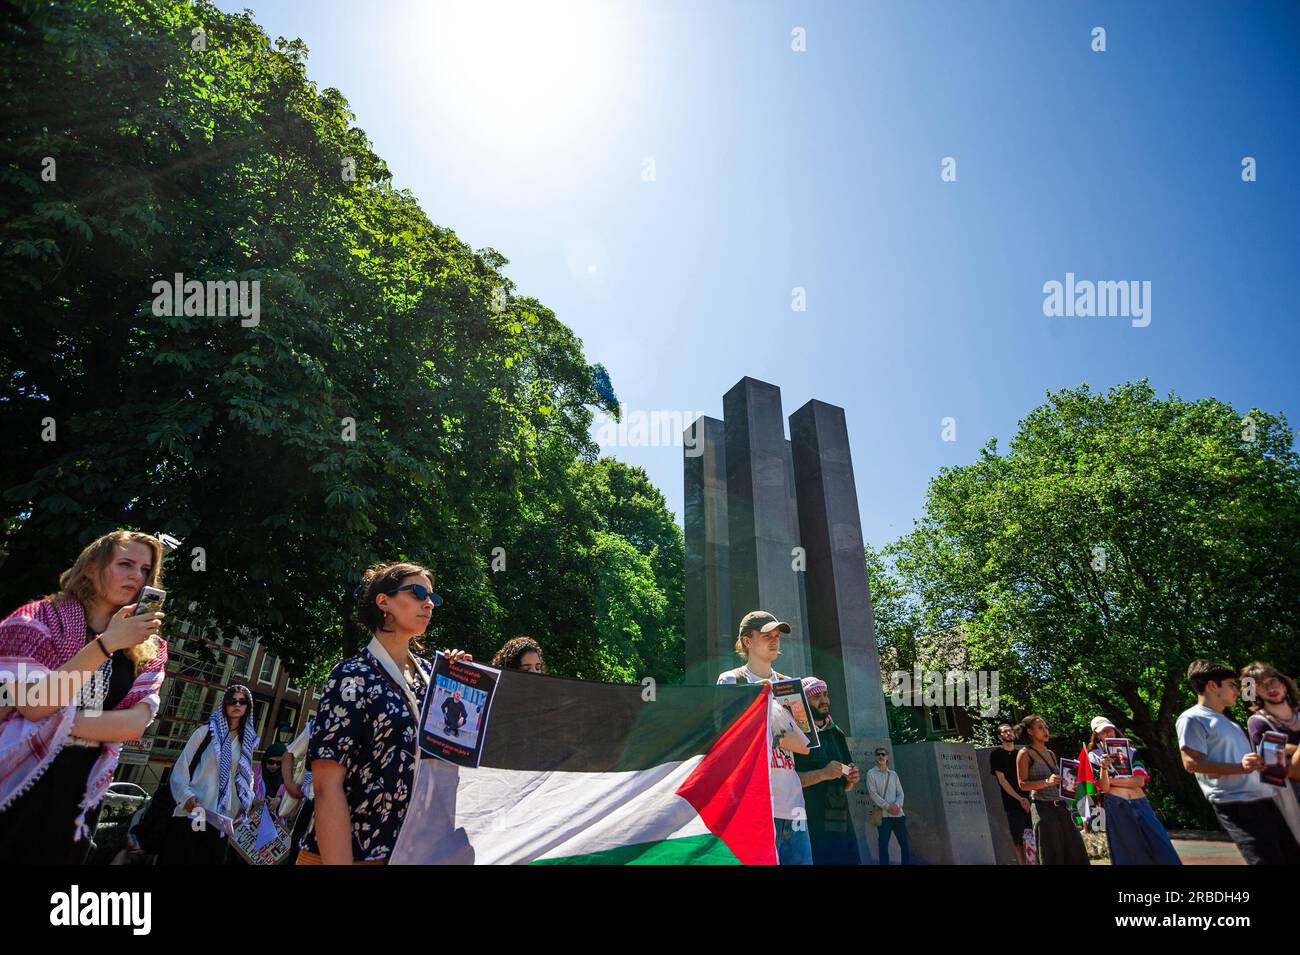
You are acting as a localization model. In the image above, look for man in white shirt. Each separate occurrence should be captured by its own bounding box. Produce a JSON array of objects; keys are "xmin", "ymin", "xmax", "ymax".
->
[
  {"xmin": 717, "ymin": 610, "xmax": 812, "ymax": 864},
  {"xmin": 1176, "ymin": 658, "xmax": 1300, "ymax": 865},
  {"xmin": 866, "ymin": 748, "xmax": 910, "ymax": 864}
]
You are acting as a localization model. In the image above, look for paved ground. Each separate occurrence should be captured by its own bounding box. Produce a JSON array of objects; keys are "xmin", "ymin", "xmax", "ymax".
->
[
  {"xmin": 1081, "ymin": 831, "xmax": 1244, "ymax": 864},
  {"xmin": 1168, "ymin": 831, "xmax": 1245, "ymax": 865}
]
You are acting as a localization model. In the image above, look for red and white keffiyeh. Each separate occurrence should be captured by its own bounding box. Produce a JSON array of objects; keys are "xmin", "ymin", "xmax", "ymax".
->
[{"xmin": 0, "ymin": 598, "xmax": 166, "ymax": 840}]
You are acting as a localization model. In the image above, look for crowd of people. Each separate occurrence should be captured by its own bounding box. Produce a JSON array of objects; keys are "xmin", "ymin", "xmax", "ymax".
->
[
  {"xmin": 2, "ymin": 529, "xmax": 1299, "ymax": 866},
  {"xmin": 987, "ymin": 659, "xmax": 1300, "ymax": 866},
  {"xmin": 0, "ymin": 531, "xmax": 548, "ymax": 866}
]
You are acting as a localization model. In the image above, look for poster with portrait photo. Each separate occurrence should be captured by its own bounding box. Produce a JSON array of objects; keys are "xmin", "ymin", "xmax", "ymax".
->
[
  {"xmin": 1259, "ymin": 731, "xmax": 1289, "ymax": 787},
  {"xmin": 771, "ymin": 678, "xmax": 820, "ymax": 750},
  {"xmin": 1058, "ymin": 758, "xmax": 1079, "ymax": 800},
  {"xmin": 418, "ymin": 653, "xmax": 501, "ymax": 768},
  {"xmin": 1103, "ymin": 738, "xmax": 1134, "ymax": 777}
]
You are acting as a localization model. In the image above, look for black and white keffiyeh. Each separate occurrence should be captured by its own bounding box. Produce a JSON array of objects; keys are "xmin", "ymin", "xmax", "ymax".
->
[{"xmin": 208, "ymin": 684, "xmax": 259, "ymax": 818}]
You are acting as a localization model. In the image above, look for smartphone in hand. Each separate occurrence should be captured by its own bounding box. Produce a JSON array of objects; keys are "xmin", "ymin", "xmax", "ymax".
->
[{"xmin": 131, "ymin": 586, "xmax": 166, "ymax": 616}]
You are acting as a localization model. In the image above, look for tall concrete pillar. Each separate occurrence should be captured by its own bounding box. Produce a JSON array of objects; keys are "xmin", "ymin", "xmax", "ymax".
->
[
  {"xmin": 722, "ymin": 378, "xmax": 809, "ymax": 678},
  {"xmin": 683, "ymin": 416, "xmax": 730, "ymax": 684},
  {"xmin": 789, "ymin": 398, "xmax": 889, "ymax": 739}
]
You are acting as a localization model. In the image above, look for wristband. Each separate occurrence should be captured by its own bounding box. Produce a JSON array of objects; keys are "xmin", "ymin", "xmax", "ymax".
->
[{"xmin": 95, "ymin": 635, "xmax": 112, "ymax": 660}]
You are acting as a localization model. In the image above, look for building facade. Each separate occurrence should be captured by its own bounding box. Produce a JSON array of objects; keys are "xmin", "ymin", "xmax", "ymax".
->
[{"xmin": 116, "ymin": 606, "xmax": 320, "ymax": 793}]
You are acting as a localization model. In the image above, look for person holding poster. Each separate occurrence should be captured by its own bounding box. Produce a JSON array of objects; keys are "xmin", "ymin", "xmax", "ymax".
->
[
  {"xmin": 298, "ymin": 562, "xmax": 471, "ymax": 865},
  {"xmin": 160, "ymin": 684, "xmax": 259, "ymax": 865},
  {"xmin": 716, "ymin": 610, "xmax": 811, "ymax": 865},
  {"xmin": 1177, "ymin": 659, "xmax": 1300, "ymax": 865},
  {"xmin": 1086, "ymin": 717, "xmax": 1180, "ymax": 865},
  {"xmin": 1015, "ymin": 715, "xmax": 1089, "ymax": 865},
  {"xmin": 1242, "ymin": 662, "xmax": 1300, "ymax": 818}
]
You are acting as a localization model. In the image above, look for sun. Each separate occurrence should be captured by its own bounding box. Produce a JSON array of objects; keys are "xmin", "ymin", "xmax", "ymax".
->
[{"xmin": 407, "ymin": 0, "xmax": 625, "ymax": 156}]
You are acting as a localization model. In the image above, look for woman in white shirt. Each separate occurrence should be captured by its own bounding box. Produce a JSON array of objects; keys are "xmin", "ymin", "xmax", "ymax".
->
[{"xmin": 159, "ymin": 684, "xmax": 259, "ymax": 865}]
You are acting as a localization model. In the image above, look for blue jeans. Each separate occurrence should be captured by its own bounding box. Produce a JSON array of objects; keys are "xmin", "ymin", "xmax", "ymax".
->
[
  {"xmin": 775, "ymin": 817, "xmax": 813, "ymax": 865},
  {"xmin": 1104, "ymin": 796, "xmax": 1181, "ymax": 865},
  {"xmin": 878, "ymin": 815, "xmax": 910, "ymax": 865}
]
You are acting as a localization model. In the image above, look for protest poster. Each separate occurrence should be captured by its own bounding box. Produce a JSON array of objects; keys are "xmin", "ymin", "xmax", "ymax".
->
[
  {"xmin": 228, "ymin": 804, "xmax": 292, "ymax": 865},
  {"xmin": 419, "ymin": 653, "xmax": 501, "ymax": 768},
  {"xmin": 770, "ymin": 678, "xmax": 820, "ymax": 750}
]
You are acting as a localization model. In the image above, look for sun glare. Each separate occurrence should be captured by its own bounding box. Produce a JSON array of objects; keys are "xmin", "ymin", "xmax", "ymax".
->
[{"xmin": 410, "ymin": 0, "xmax": 625, "ymax": 155}]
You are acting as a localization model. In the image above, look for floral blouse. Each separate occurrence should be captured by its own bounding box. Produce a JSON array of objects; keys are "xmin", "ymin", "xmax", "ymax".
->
[{"xmin": 301, "ymin": 647, "xmax": 429, "ymax": 861}]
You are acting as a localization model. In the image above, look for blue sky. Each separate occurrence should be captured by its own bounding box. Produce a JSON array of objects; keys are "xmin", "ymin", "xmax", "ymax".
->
[{"xmin": 218, "ymin": 0, "xmax": 1300, "ymax": 548}]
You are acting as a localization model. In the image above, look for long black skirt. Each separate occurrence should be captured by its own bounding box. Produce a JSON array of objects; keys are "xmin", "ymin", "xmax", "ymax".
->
[
  {"xmin": 157, "ymin": 814, "xmax": 231, "ymax": 866},
  {"xmin": 0, "ymin": 746, "xmax": 103, "ymax": 865}
]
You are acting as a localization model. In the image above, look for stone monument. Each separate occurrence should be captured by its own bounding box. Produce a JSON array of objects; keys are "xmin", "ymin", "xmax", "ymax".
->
[{"xmin": 685, "ymin": 376, "xmax": 996, "ymax": 864}]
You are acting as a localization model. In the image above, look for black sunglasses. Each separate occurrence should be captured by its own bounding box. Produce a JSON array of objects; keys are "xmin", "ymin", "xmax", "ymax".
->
[
  {"xmin": 227, "ymin": 697, "xmax": 249, "ymax": 706},
  {"xmin": 388, "ymin": 583, "xmax": 443, "ymax": 606}
]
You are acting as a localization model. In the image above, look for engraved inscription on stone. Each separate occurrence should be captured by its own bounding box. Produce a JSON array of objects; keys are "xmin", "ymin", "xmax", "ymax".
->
[{"xmin": 938, "ymin": 751, "xmax": 985, "ymax": 810}]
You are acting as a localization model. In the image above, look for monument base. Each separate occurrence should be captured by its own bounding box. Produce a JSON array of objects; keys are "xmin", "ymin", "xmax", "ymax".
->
[
  {"xmin": 889, "ymin": 741, "xmax": 997, "ymax": 864},
  {"xmin": 976, "ymin": 746, "xmax": 1022, "ymax": 865}
]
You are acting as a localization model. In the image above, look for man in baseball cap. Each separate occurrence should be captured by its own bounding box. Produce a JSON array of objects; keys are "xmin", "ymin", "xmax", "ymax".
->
[
  {"xmin": 719, "ymin": 610, "xmax": 792, "ymax": 685},
  {"xmin": 793, "ymin": 676, "xmax": 861, "ymax": 864},
  {"xmin": 717, "ymin": 610, "xmax": 811, "ymax": 864}
]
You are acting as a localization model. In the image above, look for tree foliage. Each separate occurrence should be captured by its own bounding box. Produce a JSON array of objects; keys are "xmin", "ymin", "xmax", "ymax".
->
[
  {"xmin": 885, "ymin": 380, "xmax": 1300, "ymax": 822},
  {"xmin": 0, "ymin": 0, "xmax": 683, "ymax": 683}
]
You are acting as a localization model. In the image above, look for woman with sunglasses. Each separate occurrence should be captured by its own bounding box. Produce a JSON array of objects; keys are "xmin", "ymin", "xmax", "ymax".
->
[
  {"xmin": 298, "ymin": 561, "xmax": 471, "ymax": 865},
  {"xmin": 159, "ymin": 684, "xmax": 259, "ymax": 865},
  {"xmin": 0, "ymin": 531, "xmax": 168, "ymax": 864},
  {"xmin": 259, "ymin": 742, "xmax": 288, "ymax": 815}
]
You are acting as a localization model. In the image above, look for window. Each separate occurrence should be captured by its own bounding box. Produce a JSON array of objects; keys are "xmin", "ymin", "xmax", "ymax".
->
[
  {"xmin": 230, "ymin": 649, "xmax": 253, "ymax": 682},
  {"xmin": 929, "ymin": 705, "xmax": 958, "ymax": 733},
  {"xmin": 252, "ymin": 696, "xmax": 272, "ymax": 742},
  {"xmin": 154, "ymin": 715, "xmax": 203, "ymax": 756},
  {"xmin": 160, "ymin": 681, "xmax": 209, "ymax": 723},
  {"xmin": 257, "ymin": 651, "xmax": 279, "ymax": 686},
  {"xmin": 276, "ymin": 703, "xmax": 300, "ymax": 742},
  {"xmin": 227, "ymin": 628, "xmax": 256, "ymax": 656}
]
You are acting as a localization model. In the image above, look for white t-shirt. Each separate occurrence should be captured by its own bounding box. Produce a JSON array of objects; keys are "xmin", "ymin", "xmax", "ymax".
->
[
  {"xmin": 1175, "ymin": 704, "xmax": 1274, "ymax": 804},
  {"xmin": 717, "ymin": 666, "xmax": 809, "ymax": 821}
]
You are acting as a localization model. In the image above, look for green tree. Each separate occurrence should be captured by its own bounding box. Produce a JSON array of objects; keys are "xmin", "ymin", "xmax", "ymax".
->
[
  {"xmin": 0, "ymin": 0, "xmax": 683, "ymax": 684},
  {"xmin": 890, "ymin": 381, "xmax": 1300, "ymax": 823}
]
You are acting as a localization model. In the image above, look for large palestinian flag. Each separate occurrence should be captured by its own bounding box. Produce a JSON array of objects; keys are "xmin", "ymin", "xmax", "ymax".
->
[{"xmin": 390, "ymin": 673, "xmax": 776, "ymax": 865}]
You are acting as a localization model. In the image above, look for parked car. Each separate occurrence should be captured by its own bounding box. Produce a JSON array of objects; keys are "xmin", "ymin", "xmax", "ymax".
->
[{"xmin": 86, "ymin": 782, "xmax": 151, "ymax": 865}]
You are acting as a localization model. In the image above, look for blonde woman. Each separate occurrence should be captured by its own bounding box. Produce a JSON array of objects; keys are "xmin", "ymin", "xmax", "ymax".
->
[{"xmin": 0, "ymin": 531, "xmax": 168, "ymax": 863}]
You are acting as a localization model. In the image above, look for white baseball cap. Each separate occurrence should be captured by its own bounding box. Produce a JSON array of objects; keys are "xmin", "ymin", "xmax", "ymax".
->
[{"xmin": 1090, "ymin": 716, "xmax": 1117, "ymax": 734}]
